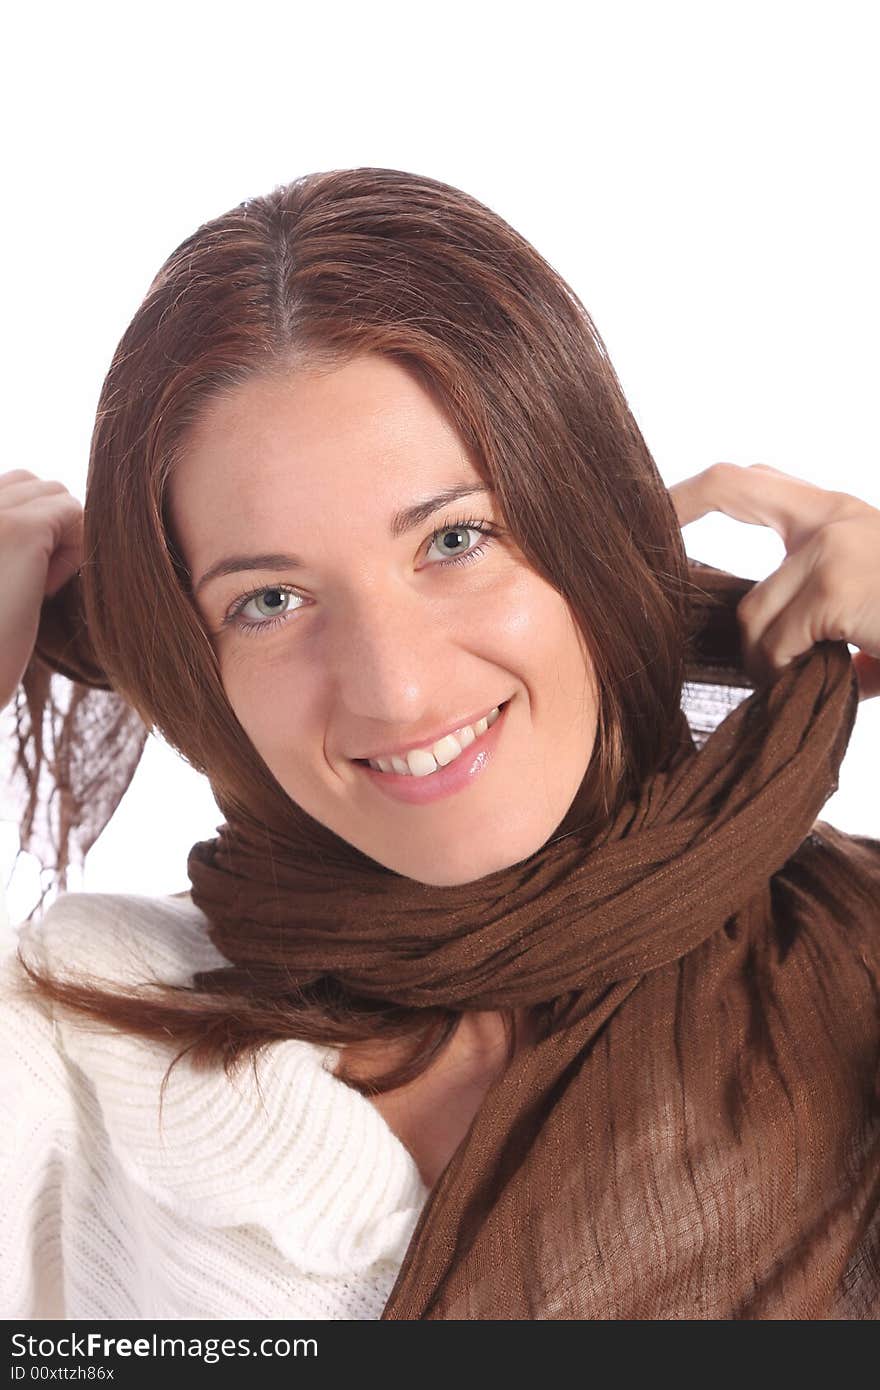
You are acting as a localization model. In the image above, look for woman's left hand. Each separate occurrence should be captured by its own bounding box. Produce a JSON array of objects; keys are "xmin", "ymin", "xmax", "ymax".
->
[{"xmin": 668, "ymin": 462, "xmax": 880, "ymax": 701}]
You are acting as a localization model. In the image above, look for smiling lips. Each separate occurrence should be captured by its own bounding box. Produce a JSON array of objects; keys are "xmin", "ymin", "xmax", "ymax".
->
[
  {"xmin": 355, "ymin": 698, "xmax": 510, "ymax": 806},
  {"xmin": 363, "ymin": 705, "xmax": 504, "ymax": 777}
]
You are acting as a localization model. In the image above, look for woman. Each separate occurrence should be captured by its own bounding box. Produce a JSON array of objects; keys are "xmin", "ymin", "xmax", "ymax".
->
[{"xmin": 1, "ymin": 167, "xmax": 879, "ymax": 1320}]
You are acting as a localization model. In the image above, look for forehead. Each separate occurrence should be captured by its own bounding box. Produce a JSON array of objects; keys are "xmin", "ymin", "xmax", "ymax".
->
[
  {"xmin": 166, "ymin": 356, "xmax": 489, "ymax": 585},
  {"xmin": 171, "ymin": 354, "xmax": 472, "ymax": 513}
]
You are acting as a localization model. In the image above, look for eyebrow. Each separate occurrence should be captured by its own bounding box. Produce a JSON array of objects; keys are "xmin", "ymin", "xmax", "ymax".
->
[{"xmin": 192, "ymin": 482, "xmax": 492, "ymax": 596}]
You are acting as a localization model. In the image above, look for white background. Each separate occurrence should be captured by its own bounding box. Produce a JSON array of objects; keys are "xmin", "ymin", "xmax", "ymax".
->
[{"xmin": 2, "ymin": 0, "xmax": 878, "ymax": 925}]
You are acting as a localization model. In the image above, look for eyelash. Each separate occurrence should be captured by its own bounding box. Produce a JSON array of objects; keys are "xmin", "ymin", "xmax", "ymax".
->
[{"xmin": 221, "ymin": 515, "xmax": 502, "ymax": 638}]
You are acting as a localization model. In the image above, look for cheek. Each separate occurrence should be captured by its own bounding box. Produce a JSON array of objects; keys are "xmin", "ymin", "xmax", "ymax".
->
[
  {"xmin": 489, "ymin": 572, "xmax": 594, "ymax": 687},
  {"xmin": 218, "ymin": 647, "xmax": 322, "ymax": 766}
]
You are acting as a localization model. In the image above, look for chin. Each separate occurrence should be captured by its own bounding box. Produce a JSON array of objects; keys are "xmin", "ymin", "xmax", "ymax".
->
[{"xmin": 368, "ymin": 827, "xmax": 547, "ymax": 888}]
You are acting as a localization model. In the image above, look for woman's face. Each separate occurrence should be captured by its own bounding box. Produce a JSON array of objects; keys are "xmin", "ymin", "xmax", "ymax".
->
[{"xmin": 168, "ymin": 354, "xmax": 599, "ymax": 886}]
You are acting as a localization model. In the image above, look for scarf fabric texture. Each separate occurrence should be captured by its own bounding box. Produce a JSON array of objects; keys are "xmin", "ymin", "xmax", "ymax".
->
[{"xmin": 5, "ymin": 561, "xmax": 880, "ymax": 1319}]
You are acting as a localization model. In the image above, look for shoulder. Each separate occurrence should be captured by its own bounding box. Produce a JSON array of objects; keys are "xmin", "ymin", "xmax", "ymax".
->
[
  {"xmin": 778, "ymin": 821, "xmax": 880, "ymax": 940},
  {"xmin": 12, "ymin": 888, "xmax": 230, "ymax": 991},
  {"xmin": 769, "ymin": 819, "xmax": 880, "ymax": 1075},
  {"xmin": 0, "ymin": 931, "xmax": 74, "ymax": 1127},
  {"xmin": 0, "ymin": 888, "xmax": 230, "ymax": 1140},
  {"xmin": 0, "ymin": 901, "xmax": 84, "ymax": 1304},
  {"xmin": 1, "ymin": 889, "xmax": 427, "ymax": 1277},
  {"xmin": 0, "ymin": 887, "xmax": 225, "ymax": 1134}
]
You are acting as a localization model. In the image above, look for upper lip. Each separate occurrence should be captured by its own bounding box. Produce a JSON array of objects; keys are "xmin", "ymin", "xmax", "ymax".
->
[{"xmin": 351, "ymin": 700, "xmax": 508, "ymax": 762}]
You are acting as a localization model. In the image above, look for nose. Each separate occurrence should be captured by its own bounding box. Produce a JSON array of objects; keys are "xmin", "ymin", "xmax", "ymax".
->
[{"xmin": 329, "ymin": 586, "xmax": 458, "ymax": 729}]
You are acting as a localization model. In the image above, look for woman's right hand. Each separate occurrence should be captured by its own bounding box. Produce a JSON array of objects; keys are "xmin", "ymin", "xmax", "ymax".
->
[{"xmin": 0, "ymin": 469, "xmax": 85, "ymax": 711}]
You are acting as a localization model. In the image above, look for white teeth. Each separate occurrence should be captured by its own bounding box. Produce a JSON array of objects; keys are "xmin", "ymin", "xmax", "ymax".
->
[
  {"xmin": 432, "ymin": 733, "xmax": 463, "ymax": 767},
  {"xmin": 406, "ymin": 747, "xmax": 439, "ymax": 777},
  {"xmin": 366, "ymin": 705, "xmax": 503, "ymax": 775}
]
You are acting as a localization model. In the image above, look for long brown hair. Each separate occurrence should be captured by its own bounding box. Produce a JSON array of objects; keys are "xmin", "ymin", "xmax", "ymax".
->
[{"xmin": 15, "ymin": 167, "xmax": 692, "ymax": 1097}]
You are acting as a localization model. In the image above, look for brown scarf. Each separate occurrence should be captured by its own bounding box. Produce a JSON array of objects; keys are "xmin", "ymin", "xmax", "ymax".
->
[{"xmin": 6, "ymin": 561, "xmax": 880, "ymax": 1318}]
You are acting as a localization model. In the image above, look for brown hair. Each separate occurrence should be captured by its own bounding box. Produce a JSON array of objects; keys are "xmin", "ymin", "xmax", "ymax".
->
[{"xmin": 15, "ymin": 167, "xmax": 692, "ymax": 1097}]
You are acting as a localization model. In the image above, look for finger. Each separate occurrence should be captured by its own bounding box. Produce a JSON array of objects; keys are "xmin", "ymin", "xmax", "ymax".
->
[
  {"xmin": 851, "ymin": 650, "xmax": 880, "ymax": 701},
  {"xmin": 669, "ymin": 462, "xmax": 847, "ymax": 551},
  {"xmin": 44, "ymin": 508, "xmax": 85, "ymax": 597},
  {"xmin": 750, "ymin": 567, "xmax": 853, "ymax": 681},
  {"xmin": 734, "ymin": 544, "xmax": 816, "ymax": 673}
]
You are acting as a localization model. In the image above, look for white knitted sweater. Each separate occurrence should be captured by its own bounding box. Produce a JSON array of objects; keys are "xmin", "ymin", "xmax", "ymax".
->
[{"xmin": 0, "ymin": 883, "xmax": 430, "ymax": 1320}]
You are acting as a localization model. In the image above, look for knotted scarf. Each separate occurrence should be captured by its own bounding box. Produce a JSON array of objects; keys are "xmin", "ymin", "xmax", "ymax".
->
[{"xmin": 5, "ymin": 560, "xmax": 880, "ymax": 1318}]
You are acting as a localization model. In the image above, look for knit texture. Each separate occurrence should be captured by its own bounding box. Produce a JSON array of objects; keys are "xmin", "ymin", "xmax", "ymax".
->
[{"xmin": 0, "ymin": 883, "xmax": 429, "ymax": 1319}]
